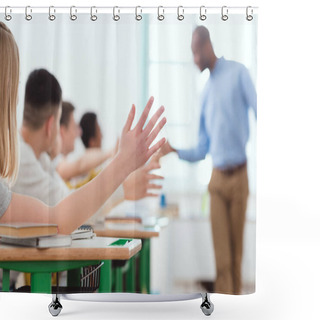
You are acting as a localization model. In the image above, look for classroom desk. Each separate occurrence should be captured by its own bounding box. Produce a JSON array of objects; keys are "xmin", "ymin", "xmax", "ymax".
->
[
  {"xmin": 95, "ymin": 224, "xmax": 160, "ymax": 294},
  {"xmin": 0, "ymin": 237, "xmax": 141, "ymax": 294}
]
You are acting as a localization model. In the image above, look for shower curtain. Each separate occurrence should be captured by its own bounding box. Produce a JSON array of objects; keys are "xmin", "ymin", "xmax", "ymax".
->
[{"xmin": 0, "ymin": 5, "xmax": 257, "ymax": 312}]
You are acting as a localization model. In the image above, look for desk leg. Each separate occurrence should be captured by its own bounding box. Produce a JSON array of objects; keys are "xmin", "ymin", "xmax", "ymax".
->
[
  {"xmin": 31, "ymin": 272, "xmax": 51, "ymax": 293},
  {"xmin": 126, "ymin": 257, "xmax": 136, "ymax": 293},
  {"xmin": 2, "ymin": 269, "xmax": 10, "ymax": 292},
  {"xmin": 140, "ymin": 239, "xmax": 150, "ymax": 294},
  {"xmin": 146, "ymin": 239, "xmax": 150, "ymax": 293},
  {"xmin": 99, "ymin": 260, "xmax": 111, "ymax": 293},
  {"xmin": 114, "ymin": 267, "xmax": 123, "ymax": 292},
  {"xmin": 67, "ymin": 268, "xmax": 81, "ymax": 287}
]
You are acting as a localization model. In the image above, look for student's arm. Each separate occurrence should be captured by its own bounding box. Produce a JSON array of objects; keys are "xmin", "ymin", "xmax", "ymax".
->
[
  {"xmin": 85, "ymin": 159, "xmax": 164, "ymax": 223},
  {"xmin": 57, "ymin": 148, "xmax": 114, "ymax": 181},
  {"xmin": 1, "ymin": 98, "xmax": 166, "ymax": 234}
]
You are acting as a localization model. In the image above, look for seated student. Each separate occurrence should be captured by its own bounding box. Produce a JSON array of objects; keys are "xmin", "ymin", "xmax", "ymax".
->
[
  {"xmin": 57, "ymin": 102, "xmax": 117, "ymax": 182},
  {"xmin": 11, "ymin": 69, "xmax": 69, "ymax": 206},
  {"xmin": 80, "ymin": 112, "xmax": 103, "ymax": 149},
  {"xmin": 0, "ymin": 22, "xmax": 166, "ymax": 235}
]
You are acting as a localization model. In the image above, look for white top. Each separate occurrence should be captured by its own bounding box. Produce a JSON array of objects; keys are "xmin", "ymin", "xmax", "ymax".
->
[
  {"xmin": 11, "ymin": 137, "xmax": 69, "ymax": 206},
  {"xmin": 11, "ymin": 137, "xmax": 124, "ymax": 209}
]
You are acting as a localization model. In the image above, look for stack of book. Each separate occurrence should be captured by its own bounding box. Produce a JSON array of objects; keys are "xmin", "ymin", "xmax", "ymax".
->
[
  {"xmin": 104, "ymin": 216, "xmax": 143, "ymax": 230},
  {"xmin": 0, "ymin": 223, "xmax": 71, "ymax": 248}
]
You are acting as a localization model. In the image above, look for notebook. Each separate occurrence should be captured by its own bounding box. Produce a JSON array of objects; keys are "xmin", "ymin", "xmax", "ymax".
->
[
  {"xmin": 0, "ymin": 234, "xmax": 72, "ymax": 248},
  {"xmin": 71, "ymin": 225, "xmax": 95, "ymax": 240}
]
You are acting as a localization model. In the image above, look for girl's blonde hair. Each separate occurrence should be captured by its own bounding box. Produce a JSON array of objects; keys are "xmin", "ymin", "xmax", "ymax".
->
[{"xmin": 0, "ymin": 22, "xmax": 19, "ymax": 183}]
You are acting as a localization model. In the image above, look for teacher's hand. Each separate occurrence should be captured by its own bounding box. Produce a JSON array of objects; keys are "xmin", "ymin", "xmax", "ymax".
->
[{"xmin": 153, "ymin": 141, "xmax": 176, "ymax": 162}]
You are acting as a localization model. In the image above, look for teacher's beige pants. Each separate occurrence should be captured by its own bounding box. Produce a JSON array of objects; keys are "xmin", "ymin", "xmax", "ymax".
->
[{"xmin": 208, "ymin": 165, "xmax": 249, "ymax": 295}]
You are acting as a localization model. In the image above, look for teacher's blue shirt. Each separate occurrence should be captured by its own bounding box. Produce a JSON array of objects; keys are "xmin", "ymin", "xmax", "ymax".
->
[{"xmin": 177, "ymin": 57, "xmax": 257, "ymax": 169}]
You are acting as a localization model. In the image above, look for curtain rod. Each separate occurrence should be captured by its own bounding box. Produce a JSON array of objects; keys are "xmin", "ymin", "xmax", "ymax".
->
[
  {"xmin": 0, "ymin": 6, "xmax": 259, "ymax": 21},
  {"xmin": 0, "ymin": 6, "xmax": 259, "ymax": 13},
  {"xmin": 0, "ymin": 6, "xmax": 259, "ymax": 9}
]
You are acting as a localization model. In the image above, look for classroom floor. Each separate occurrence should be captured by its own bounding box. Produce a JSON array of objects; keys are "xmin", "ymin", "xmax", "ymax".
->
[{"xmin": 150, "ymin": 195, "xmax": 256, "ymax": 295}]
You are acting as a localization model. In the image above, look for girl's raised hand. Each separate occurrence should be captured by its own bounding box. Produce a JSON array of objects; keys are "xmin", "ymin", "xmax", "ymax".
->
[{"xmin": 118, "ymin": 96, "xmax": 166, "ymax": 174}]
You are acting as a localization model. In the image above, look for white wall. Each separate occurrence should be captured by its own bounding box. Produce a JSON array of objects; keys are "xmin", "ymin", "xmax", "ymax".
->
[{"xmin": 8, "ymin": 13, "xmax": 145, "ymax": 153}]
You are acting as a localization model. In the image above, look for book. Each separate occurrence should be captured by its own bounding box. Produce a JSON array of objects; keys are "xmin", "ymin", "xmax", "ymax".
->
[
  {"xmin": 71, "ymin": 225, "xmax": 95, "ymax": 240},
  {"xmin": 105, "ymin": 217, "xmax": 142, "ymax": 224},
  {"xmin": 0, "ymin": 234, "xmax": 72, "ymax": 248},
  {"xmin": 109, "ymin": 239, "xmax": 133, "ymax": 246},
  {"xmin": 0, "ymin": 223, "xmax": 58, "ymax": 239}
]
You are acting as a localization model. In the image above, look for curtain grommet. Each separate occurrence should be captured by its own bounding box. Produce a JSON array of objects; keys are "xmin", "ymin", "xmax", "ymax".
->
[
  {"xmin": 246, "ymin": 6, "xmax": 253, "ymax": 21},
  {"xmin": 25, "ymin": 6, "xmax": 32, "ymax": 21},
  {"xmin": 200, "ymin": 6, "xmax": 207, "ymax": 21},
  {"xmin": 221, "ymin": 6, "xmax": 228, "ymax": 21},
  {"xmin": 177, "ymin": 6, "xmax": 184, "ymax": 21},
  {"xmin": 90, "ymin": 6, "xmax": 98, "ymax": 21},
  {"xmin": 113, "ymin": 6, "xmax": 120, "ymax": 21},
  {"xmin": 5, "ymin": 6, "xmax": 12, "ymax": 21},
  {"xmin": 49, "ymin": 6, "xmax": 56, "ymax": 21},
  {"xmin": 158, "ymin": 6, "xmax": 165, "ymax": 21},
  {"xmin": 70, "ymin": 6, "xmax": 77, "ymax": 21},
  {"xmin": 135, "ymin": 6, "xmax": 142, "ymax": 21}
]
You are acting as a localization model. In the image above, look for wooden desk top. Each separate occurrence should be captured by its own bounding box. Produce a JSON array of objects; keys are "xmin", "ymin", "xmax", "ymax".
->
[
  {"xmin": 94, "ymin": 224, "xmax": 160, "ymax": 239},
  {"xmin": 0, "ymin": 237, "xmax": 141, "ymax": 261}
]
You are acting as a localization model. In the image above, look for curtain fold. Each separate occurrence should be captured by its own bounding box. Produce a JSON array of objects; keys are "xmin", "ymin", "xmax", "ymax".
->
[{"xmin": 2, "ymin": 10, "xmax": 257, "ymax": 295}]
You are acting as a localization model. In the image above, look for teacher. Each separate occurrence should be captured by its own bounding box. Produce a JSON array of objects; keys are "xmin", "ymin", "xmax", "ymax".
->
[{"xmin": 157, "ymin": 26, "xmax": 257, "ymax": 294}]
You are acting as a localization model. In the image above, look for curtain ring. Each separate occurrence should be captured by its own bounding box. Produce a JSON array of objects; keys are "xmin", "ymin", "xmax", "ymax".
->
[
  {"xmin": 221, "ymin": 6, "xmax": 228, "ymax": 21},
  {"xmin": 49, "ymin": 6, "xmax": 56, "ymax": 21},
  {"xmin": 135, "ymin": 6, "xmax": 142, "ymax": 21},
  {"xmin": 90, "ymin": 6, "xmax": 97, "ymax": 21},
  {"xmin": 5, "ymin": 6, "xmax": 12, "ymax": 21},
  {"xmin": 246, "ymin": 6, "xmax": 253, "ymax": 21},
  {"xmin": 158, "ymin": 6, "xmax": 165, "ymax": 21},
  {"xmin": 177, "ymin": 6, "xmax": 184, "ymax": 21},
  {"xmin": 25, "ymin": 6, "xmax": 32, "ymax": 21},
  {"xmin": 199, "ymin": 6, "xmax": 207, "ymax": 21},
  {"xmin": 113, "ymin": 6, "xmax": 120, "ymax": 21},
  {"xmin": 70, "ymin": 6, "xmax": 77, "ymax": 21}
]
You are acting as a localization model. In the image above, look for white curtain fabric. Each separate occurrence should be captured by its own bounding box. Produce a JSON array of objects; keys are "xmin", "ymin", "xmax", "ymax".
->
[{"xmin": 6, "ymin": 12, "xmax": 257, "ymax": 294}]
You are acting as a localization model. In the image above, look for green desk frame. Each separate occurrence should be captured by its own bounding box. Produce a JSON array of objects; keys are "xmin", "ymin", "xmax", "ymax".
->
[
  {"xmin": 112, "ymin": 238, "xmax": 151, "ymax": 294},
  {"xmin": 0, "ymin": 239, "xmax": 148, "ymax": 294},
  {"xmin": 0, "ymin": 260, "xmax": 102, "ymax": 293}
]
